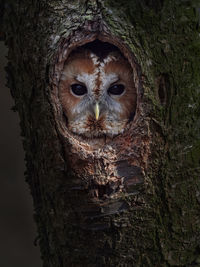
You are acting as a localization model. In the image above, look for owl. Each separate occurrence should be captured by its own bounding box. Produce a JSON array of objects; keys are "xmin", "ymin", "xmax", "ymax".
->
[{"xmin": 59, "ymin": 47, "xmax": 137, "ymax": 138}]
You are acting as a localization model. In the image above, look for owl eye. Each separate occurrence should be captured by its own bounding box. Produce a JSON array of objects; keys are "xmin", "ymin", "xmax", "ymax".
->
[
  {"xmin": 108, "ymin": 84, "xmax": 125, "ymax": 96},
  {"xmin": 71, "ymin": 84, "xmax": 87, "ymax": 96}
]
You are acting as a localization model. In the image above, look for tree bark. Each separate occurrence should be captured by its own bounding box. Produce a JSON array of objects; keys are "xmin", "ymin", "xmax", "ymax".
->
[{"xmin": 2, "ymin": 0, "xmax": 200, "ymax": 266}]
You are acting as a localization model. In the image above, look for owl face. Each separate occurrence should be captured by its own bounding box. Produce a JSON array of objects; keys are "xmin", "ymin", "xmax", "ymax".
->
[{"xmin": 59, "ymin": 48, "xmax": 137, "ymax": 138}]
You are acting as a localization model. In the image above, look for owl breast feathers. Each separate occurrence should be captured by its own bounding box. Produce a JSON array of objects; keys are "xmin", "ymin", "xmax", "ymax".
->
[{"xmin": 59, "ymin": 47, "xmax": 137, "ymax": 138}]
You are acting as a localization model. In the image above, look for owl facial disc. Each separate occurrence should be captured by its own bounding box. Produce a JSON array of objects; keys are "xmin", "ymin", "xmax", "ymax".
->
[{"xmin": 59, "ymin": 46, "xmax": 137, "ymax": 138}]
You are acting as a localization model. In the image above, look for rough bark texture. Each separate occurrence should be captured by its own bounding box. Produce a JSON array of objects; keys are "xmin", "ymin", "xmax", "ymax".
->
[{"xmin": 2, "ymin": 0, "xmax": 200, "ymax": 266}]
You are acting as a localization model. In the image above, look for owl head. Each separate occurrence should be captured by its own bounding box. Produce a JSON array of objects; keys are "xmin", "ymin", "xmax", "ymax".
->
[{"xmin": 59, "ymin": 47, "xmax": 137, "ymax": 138}]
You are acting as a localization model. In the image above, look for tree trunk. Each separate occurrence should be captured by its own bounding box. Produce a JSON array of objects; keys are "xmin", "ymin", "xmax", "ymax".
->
[{"xmin": 1, "ymin": 0, "xmax": 200, "ymax": 266}]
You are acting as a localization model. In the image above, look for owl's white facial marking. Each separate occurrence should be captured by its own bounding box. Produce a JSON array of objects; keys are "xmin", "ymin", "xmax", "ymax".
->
[
  {"xmin": 99, "ymin": 73, "xmax": 119, "ymax": 92},
  {"xmin": 88, "ymin": 53, "xmax": 120, "ymax": 98},
  {"xmin": 59, "ymin": 48, "xmax": 137, "ymax": 138}
]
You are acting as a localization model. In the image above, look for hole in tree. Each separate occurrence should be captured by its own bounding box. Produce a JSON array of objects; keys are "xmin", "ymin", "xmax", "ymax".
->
[
  {"xmin": 59, "ymin": 39, "xmax": 137, "ymax": 139},
  {"xmin": 158, "ymin": 74, "xmax": 168, "ymax": 105},
  {"xmin": 81, "ymin": 39, "xmax": 121, "ymax": 59}
]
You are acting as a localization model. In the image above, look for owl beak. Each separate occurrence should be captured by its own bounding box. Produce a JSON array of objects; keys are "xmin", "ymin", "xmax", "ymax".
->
[{"xmin": 94, "ymin": 102, "xmax": 100, "ymax": 120}]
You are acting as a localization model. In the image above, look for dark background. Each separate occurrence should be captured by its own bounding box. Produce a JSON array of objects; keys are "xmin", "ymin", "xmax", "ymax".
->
[{"xmin": 0, "ymin": 42, "xmax": 42, "ymax": 266}]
